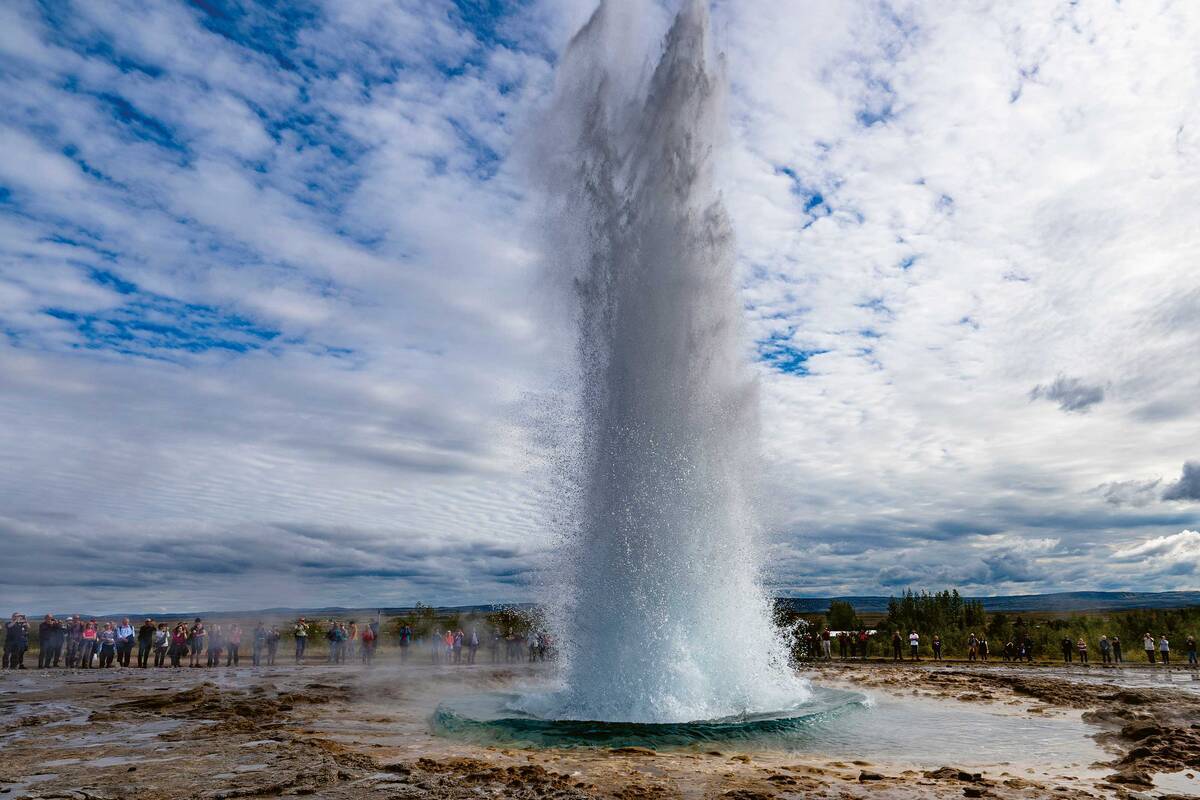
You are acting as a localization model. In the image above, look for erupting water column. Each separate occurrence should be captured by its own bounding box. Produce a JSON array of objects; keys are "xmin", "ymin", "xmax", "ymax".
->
[{"xmin": 534, "ymin": 0, "xmax": 808, "ymax": 724}]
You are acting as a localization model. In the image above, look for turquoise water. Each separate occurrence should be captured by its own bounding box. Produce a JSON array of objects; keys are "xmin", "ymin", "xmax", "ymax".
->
[
  {"xmin": 433, "ymin": 687, "xmax": 864, "ymax": 749},
  {"xmin": 433, "ymin": 686, "xmax": 1106, "ymax": 768}
]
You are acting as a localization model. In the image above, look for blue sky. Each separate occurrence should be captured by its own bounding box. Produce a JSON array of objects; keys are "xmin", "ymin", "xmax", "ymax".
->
[{"xmin": 1, "ymin": 0, "xmax": 1198, "ymax": 612}]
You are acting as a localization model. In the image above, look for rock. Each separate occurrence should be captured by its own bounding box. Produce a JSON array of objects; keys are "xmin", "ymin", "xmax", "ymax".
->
[
  {"xmin": 1120, "ymin": 720, "xmax": 1162, "ymax": 741},
  {"xmin": 963, "ymin": 788, "xmax": 986, "ymax": 798},
  {"xmin": 1106, "ymin": 768, "xmax": 1153, "ymax": 786},
  {"xmin": 858, "ymin": 771, "xmax": 883, "ymax": 781},
  {"xmin": 923, "ymin": 767, "xmax": 981, "ymax": 782},
  {"xmin": 611, "ymin": 747, "xmax": 657, "ymax": 756}
]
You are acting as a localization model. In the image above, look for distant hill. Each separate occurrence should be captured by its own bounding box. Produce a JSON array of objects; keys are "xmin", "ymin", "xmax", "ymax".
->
[{"xmin": 778, "ymin": 591, "xmax": 1200, "ymax": 615}]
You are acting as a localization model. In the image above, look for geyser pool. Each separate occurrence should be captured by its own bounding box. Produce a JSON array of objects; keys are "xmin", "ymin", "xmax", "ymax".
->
[{"xmin": 530, "ymin": 0, "xmax": 806, "ymax": 725}]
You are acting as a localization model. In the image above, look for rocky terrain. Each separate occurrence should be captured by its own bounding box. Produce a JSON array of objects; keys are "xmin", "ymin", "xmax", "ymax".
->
[{"xmin": 1, "ymin": 659, "xmax": 1197, "ymax": 799}]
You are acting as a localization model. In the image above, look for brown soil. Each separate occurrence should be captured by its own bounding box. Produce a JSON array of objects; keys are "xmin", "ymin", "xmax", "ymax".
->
[{"xmin": 1, "ymin": 659, "xmax": 1197, "ymax": 799}]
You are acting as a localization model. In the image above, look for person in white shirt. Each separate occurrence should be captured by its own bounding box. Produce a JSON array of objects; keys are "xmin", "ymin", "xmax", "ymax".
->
[
  {"xmin": 908, "ymin": 631, "xmax": 920, "ymax": 660},
  {"xmin": 1158, "ymin": 635, "xmax": 1170, "ymax": 665}
]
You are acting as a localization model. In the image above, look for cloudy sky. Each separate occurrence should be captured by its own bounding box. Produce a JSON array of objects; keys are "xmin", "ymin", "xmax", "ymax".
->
[{"xmin": 1, "ymin": 0, "xmax": 1198, "ymax": 613}]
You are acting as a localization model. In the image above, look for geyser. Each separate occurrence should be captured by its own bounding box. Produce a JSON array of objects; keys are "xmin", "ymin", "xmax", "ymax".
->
[{"xmin": 531, "ymin": 0, "xmax": 809, "ymax": 724}]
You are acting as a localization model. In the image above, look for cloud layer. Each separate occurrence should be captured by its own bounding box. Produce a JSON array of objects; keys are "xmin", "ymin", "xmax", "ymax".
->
[{"xmin": 1, "ymin": 0, "xmax": 1198, "ymax": 612}]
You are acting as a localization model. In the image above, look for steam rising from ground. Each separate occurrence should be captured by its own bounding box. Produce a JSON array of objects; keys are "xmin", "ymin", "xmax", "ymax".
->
[{"xmin": 532, "ymin": 0, "xmax": 808, "ymax": 723}]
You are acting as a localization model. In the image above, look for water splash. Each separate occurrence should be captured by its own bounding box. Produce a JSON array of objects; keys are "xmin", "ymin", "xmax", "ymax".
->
[{"xmin": 533, "ymin": 0, "xmax": 808, "ymax": 723}]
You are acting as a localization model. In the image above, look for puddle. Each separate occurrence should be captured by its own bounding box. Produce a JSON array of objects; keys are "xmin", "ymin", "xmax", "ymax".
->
[{"xmin": 1154, "ymin": 769, "xmax": 1198, "ymax": 794}]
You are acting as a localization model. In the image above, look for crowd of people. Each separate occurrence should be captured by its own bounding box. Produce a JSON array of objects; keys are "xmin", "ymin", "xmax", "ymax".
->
[
  {"xmin": 810, "ymin": 625, "xmax": 1199, "ymax": 666},
  {"xmin": 1, "ymin": 612, "xmax": 550, "ymax": 671}
]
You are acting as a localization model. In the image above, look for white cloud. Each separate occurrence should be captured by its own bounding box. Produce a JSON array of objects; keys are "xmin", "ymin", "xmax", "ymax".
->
[{"xmin": 0, "ymin": 0, "xmax": 1198, "ymax": 610}]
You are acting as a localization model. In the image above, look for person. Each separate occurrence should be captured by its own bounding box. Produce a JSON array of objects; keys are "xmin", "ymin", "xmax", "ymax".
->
[
  {"xmin": 252, "ymin": 623, "xmax": 267, "ymax": 667},
  {"xmin": 4, "ymin": 613, "xmax": 29, "ymax": 669},
  {"xmin": 208, "ymin": 625, "xmax": 224, "ymax": 667},
  {"xmin": 932, "ymin": 634, "xmax": 942, "ymax": 660},
  {"xmin": 398, "ymin": 623, "xmax": 412, "ymax": 663},
  {"xmin": 891, "ymin": 630, "xmax": 903, "ymax": 661},
  {"xmin": 1061, "ymin": 636, "xmax": 1073, "ymax": 663},
  {"xmin": 113, "ymin": 618, "xmax": 135, "ymax": 667},
  {"xmin": 1023, "ymin": 634, "xmax": 1035, "ymax": 662},
  {"xmin": 528, "ymin": 631, "xmax": 539, "ymax": 663},
  {"xmin": 981, "ymin": 637, "xmax": 991, "ymax": 662},
  {"xmin": 294, "ymin": 618, "xmax": 309, "ymax": 664},
  {"xmin": 266, "ymin": 626, "xmax": 280, "ymax": 666},
  {"xmin": 189, "ymin": 619, "xmax": 206, "ymax": 668},
  {"xmin": 1076, "ymin": 637, "xmax": 1088, "ymax": 664},
  {"xmin": 453, "ymin": 629, "xmax": 464, "ymax": 665},
  {"xmin": 468, "ymin": 627, "xmax": 479, "ymax": 665},
  {"xmin": 1186, "ymin": 635, "xmax": 1197, "ymax": 666},
  {"xmin": 821, "ymin": 628, "xmax": 832, "ymax": 660},
  {"xmin": 361, "ymin": 624, "xmax": 376, "ymax": 665},
  {"xmin": 858, "ymin": 629, "xmax": 869, "ymax": 659},
  {"xmin": 968, "ymin": 633, "xmax": 979, "ymax": 662},
  {"xmin": 65, "ymin": 615, "xmax": 84, "ymax": 668},
  {"xmin": 1159, "ymin": 634, "xmax": 1170, "ymax": 665},
  {"xmin": 153, "ymin": 623, "xmax": 170, "ymax": 668},
  {"xmin": 347, "ymin": 621, "xmax": 359, "ymax": 660},
  {"xmin": 908, "ymin": 630, "xmax": 919, "ymax": 660},
  {"xmin": 79, "ymin": 620, "xmax": 98, "ymax": 668},
  {"xmin": 169, "ymin": 623, "xmax": 189, "ymax": 668},
  {"xmin": 39, "ymin": 615, "xmax": 64, "ymax": 668},
  {"xmin": 97, "ymin": 623, "xmax": 117, "ymax": 668},
  {"xmin": 1144, "ymin": 632, "xmax": 1156, "ymax": 664},
  {"xmin": 1112, "ymin": 635, "xmax": 1123, "ymax": 663},
  {"xmin": 489, "ymin": 630, "xmax": 501, "ymax": 663},
  {"xmin": 1099, "ymin": 635, "xmax": 1112, "ymax": 665},
  {"xmin": 1004, "ymin": 640, "xmax": 1016, "ymax": 661},
  {"xmin": 137, "ymin": 619, "xmax": 156, "ymax": 668},
  {"xmin": 227, "ymin": 624, "xmax": 242, "ymax": 666}
]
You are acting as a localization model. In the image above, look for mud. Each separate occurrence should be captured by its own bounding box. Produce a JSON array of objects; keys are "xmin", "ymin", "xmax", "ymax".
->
[{"xmin": 2, "ymin": 659, "xmax": 1197, "ymax": 799}]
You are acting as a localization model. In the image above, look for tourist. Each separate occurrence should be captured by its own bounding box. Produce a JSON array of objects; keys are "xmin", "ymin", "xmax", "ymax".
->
[
  {"xmin": 153, "ymin": 623, "xmax": 170, "ymax": 667},
  {"xmin": 1143, "ymin": 632, "xmax": 1156, "ymax": 664},
  {"xmin": 169, "ymin": 623, "xmax": 188, "ymax": 668},
  {"xmin": 891, "ymin": 630, "xmax": 903, "ymax": 661},
  {"xmin": 65, "ymin": 615, "xmax": 84, "ymax": 668},
  {"xmin": 4, "ymin": 613, "xmax": 29, "ymax": 669},
  {"xmin": 361, "ymin": 623, "xmax": 376, "ymax": 664},
  {"xmin": 1003, "ymin": 640, "xmax": 1015, "ymax": 661},
  {"xmin": 398, "ymin": 623, "xmax": 412, "ymax": 662},
  {"xmin": 208, "ymin": 625, "xmax": 224, "ymax": 667},
  {"xmin": 294, "ymin": 618, "xmax": 308, "ymax": 664},
  {"xmin": 979, "ymin": 637, "xmax": 989, "ymax": 662},
  {"xmin": 347, "ymin": 621, "xmax": 359, "ymax": 660},
  {"xmin": 836, "ymin": 630, "xmax": 847, "ymax": 659},
  {"xmin": 1061, "ymin": 636, "xmax": 1073, "ymax": 663},
  {"xmin": 115, "ymin": 618, "xmax": 136, "ymax": 667},
  {"xmin": 97, "ymin": 622, "xmax": 117, "ymax": 667},
  {"xmin": 489, "ymin": 630, "xmax": 501, "ymax": 663},
  {"xmin": 336, "ymin": 622, "xmax": 349, "ymax": 663},
  {"xmin": 908, "ymin": 630, "xmax": 919, "ymax": 660},
  {"xmin": 468, "ymin": 627, "xmax": 479, "ymax": 665},
  {"xmin": 858, "ymin": 629, "xmax": 869, "ymax": 659},
  {"xmin": 1112, "ymin": 636, "xmax": 1123, "ymax": 663},
  {"xmin": 968, "ymin": 633, "xmax": 979, "ymax": 662},
  {"xmin": 252, "ymin": 623, "xmax": 267, "ymax": 666},
  {"xmin": 189, "ymin": 619, "xmax": 206, "ymax": 668},
  {"xmin": 38, "ymin": 615, "xmax": 64, "ymax": 668},
  {"xmin": 932, "ymin": 634, "xmax": 942, "ymax": 660},
  {"xmin": 1158, "ymin": 634, "xmax": 1170, "ymax": 665},
  {"xmin": 266, "ymin": 626, "xmax": 280, "ymax": 665},
  {"xmin": 1076, "ymin": 637, "xmax": 1088, "ymax": 664},
  {"xmin": 454, "ymin": 629, "xmax": 464, "ymax": 664},
  {"xmin": 821, "ymin": 628, "xmax": 832, "ymax": 660},
  {"xmin": 227, "ymin": 624, "xmax": 242, "ymax": 666},
  {"xmin": 79, "ymin": 620, "xmax": 98, "ymax": 668},
  {"xmin": 1186, "ymin": 635, "xmax": 1197, "ymax": 666},
  {"xmin": 1099, "ymin": 635, "xmax": 1112, "ymax": 665},
  {"xmin": 137, "ymin": 618, "xmax": 156, "ymax": 668}
]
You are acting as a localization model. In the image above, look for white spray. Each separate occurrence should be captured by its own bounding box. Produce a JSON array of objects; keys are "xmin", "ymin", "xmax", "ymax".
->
[{"xmin": 532, "ymin": 0, "xmax": 808, "ymax": 723}]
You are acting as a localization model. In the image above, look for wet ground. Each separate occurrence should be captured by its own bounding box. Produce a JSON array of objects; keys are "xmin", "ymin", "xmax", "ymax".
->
[{"xmin": 2, "ymin": 657, "xmax": 1198, "ymax": 799}]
